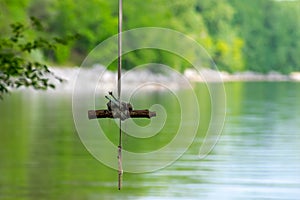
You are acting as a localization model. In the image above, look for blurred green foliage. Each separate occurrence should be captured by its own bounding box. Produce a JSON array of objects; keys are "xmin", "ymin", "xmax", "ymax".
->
[
  {"xmin": 229, "ymin": 0, "xmax": 300, "ymax": 74},
  {"xmin": 0, "ymin": 16, "xmax": 77, "ymax": 98},
  {"xmin": 1, "ymin": 0, "xmax": 300, "ymax": 73}
]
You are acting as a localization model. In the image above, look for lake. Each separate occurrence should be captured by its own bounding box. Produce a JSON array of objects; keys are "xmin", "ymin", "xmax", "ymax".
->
[{"xmin": 1, "ymin": 82, "xmax": 300, "ymax": 200}]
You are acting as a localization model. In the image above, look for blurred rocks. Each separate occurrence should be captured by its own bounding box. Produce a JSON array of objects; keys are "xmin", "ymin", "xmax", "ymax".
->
[{"xmin": 46, "ymin": 66, "xmax": 300, "ymax": 94}]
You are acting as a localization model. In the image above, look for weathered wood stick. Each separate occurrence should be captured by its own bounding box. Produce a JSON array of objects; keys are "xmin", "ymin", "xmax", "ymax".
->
[{"xmin": 88, "ymin": 109, "xmax": 156, "ymax": 120}]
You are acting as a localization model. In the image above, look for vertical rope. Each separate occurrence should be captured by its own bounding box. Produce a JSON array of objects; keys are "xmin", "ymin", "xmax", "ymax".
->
[
  {"xmin": 117, "ymin": 0, "xmax": 123, "ymax": 191},
  {"xmin": 118, "ymin": 0, "xmax": 122, "ymax": 99}
]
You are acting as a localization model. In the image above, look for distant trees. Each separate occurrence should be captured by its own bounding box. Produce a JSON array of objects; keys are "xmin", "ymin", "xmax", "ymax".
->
[
  {"xmin": 1, "ymin": 0, "xmax": 300, "ymax": 74},
  {"xmin": 229, "ymin": 0, "xmax": 300, "ymax": 73},
  {"xmin": 195, "ymin": 0, "xmax": 244, "ymax": 72}
]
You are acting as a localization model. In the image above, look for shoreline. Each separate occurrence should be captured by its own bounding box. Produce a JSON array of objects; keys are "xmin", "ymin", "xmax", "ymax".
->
[
  {"xmin": 184, "ymin": 69, "xmax": 300, "ymax": 82},
  {"xmin": 41, "ymin": 66, "xmax": 300, "ymax": 94},
  {"xmin": 51, "ymin": 66, "xmax": 300, "ymax": 83}
]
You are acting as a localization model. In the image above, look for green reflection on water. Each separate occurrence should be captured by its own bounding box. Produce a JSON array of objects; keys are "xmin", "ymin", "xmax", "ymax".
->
[
  {"xmin": 1, "ymin": 82, "xmax": 300, "ymax": 199},
  {"xmin": 0, "ymin": 86, "xmax": 209, "ymax": 199}
]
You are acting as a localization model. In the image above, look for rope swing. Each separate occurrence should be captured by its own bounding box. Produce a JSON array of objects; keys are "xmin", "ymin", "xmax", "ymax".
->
[
  {"xmin": 117, "ymin": 0, "xmax": 123, "ymax": 190},
  {"xmin": 88, "ymin": 0, "xmax": 156, "ymax": 190}
]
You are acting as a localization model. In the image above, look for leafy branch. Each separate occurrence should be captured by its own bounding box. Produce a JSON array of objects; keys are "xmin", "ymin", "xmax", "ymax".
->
[{"xmin": 0, "ymin": 16, "xmax": 78, "ymax": 99}]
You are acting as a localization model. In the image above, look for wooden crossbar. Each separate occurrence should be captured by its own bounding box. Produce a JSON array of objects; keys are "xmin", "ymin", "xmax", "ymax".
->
[{"xmin": 88, "ymin": 109, "xmax": 156, "ymax": 120}]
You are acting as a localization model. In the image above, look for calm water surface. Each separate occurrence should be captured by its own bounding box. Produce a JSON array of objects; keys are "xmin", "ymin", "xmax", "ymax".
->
[{"xmin": 0, "ymin": 82, "xmax": 300, "ymax": 200}]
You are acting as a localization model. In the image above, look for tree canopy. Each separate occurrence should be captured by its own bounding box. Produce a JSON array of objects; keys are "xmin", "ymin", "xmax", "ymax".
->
[{"xmin": 1, "ymin": 0, "xmax": 300, "ymax": 75}]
